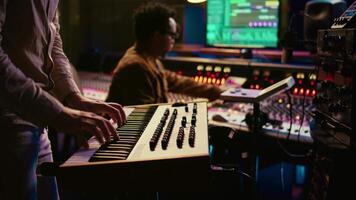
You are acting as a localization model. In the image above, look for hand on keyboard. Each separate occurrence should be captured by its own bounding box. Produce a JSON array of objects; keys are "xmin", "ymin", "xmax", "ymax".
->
[
  {"xmin": 64, "ymin": 93, "xmax": 127, "ymax": 127},
  {"xmin": 51, "ymin": 107, "xmax": 118, "ymax": 148},
  {"xmin": 51, "ymin": 93, "xmax": 127, "ymax": 148}
]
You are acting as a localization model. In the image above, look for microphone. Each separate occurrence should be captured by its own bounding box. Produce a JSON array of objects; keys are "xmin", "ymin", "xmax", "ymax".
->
[
  {"xmin": 279, "ymin": 11, "xmax": 318, "ymax": 63},
  {"xmin": 279, "ymin": 14, "xmax": 299, "ymax": 63},
  {"xmin": 280, "ymin": 30, "xmax": 298, "ymax": 63}
]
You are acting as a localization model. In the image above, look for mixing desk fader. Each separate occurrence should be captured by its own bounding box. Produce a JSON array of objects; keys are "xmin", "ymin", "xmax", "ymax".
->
[{"xmin": 208, "ymin": 94, "xmax": 315, "ymax": 143}]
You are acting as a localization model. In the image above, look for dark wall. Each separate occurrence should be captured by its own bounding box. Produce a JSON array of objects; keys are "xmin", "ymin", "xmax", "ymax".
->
[
  {"xmin": 59, "ymin": 0, "xmax": 186, "ymax": 67},
  {"xmin": 58, "ymin": 0, "xmax": 355, "ymax": 68}
]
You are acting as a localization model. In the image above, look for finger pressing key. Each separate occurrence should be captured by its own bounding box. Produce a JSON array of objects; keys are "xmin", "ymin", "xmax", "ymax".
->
[{"xmin": 108, "ymin": 103, "xmax": 127, "ymax": 125}]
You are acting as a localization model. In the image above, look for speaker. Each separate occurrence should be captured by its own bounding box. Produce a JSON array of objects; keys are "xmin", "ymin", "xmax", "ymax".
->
[{"xmin": 304, "ymin": 0, "xmax": 347, "ymax": 51}]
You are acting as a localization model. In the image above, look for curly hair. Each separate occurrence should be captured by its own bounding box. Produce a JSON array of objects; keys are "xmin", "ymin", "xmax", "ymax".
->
[{"xmin": 133, "ymin": 1, "xmax": 176, "ymax": 44}]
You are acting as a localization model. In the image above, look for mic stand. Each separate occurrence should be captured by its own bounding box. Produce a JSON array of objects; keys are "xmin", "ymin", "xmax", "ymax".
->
[{"xmin": 220, "ymin": 76, "xmax": 296, "ymax": 199}]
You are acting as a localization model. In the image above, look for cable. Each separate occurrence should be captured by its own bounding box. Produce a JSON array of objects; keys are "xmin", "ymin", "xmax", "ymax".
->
[
  {"xmin": 274, "ymin": 91, "xmax": 309, "ymax": 159},
  {"xmin": 210, "ymin": 164, "xmax": 255, "ymax": 182},
  {"xmin": 324, "ymin": 128, "xmax": 350, "ymax": 148},
  {"xmin": 286, "ymin": 91, "xmax": 293, "ymax": 140},
  {"xmin": 287, "ymin": 14, "xmax": 296, "ymax": 32},
  {"xmin": 276, "ymin": 138, "xmax": 309, "ymax": 158},
  {"xmin": 297, "ymin": 72, "xmax": 314, "ymax": 142},
  {"xmin": 276, "ymin": 138, "xmax": 308, "ymax": 158}
]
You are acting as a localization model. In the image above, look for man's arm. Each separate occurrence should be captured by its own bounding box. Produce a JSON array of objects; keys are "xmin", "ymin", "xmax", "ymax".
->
[
  {"xmin": 50, "ymin": 11, "xmax": 81, "ymax": 101},
  {"xmin": 165, "ymin": 69, "xmax": 222, "ymax": 101},
  {"xmin": 49, "ymin": 11, "xmax": 127, "ymax": 145},
  {"xmin": 50, "ymin": 12, "xmax": 126, "ymax": 125},
  {"xmin": 0, "ymin": 4, "xmax": 125, "ymax": 147},
  {"xmin": 0, "ymin": 0, "xmax": 64, "ymax": 126}
]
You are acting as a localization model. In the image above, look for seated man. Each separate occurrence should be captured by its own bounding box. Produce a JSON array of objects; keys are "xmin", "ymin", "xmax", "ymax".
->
[{"xmin": 106, "ymin": 2, "xmax": 222, "ymax": 106}]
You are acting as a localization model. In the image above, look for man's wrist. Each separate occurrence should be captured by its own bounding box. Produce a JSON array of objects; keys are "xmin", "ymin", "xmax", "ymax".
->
[{"xmin": 63, "ymin": 92, "xmax": 82, "ymax": 106}]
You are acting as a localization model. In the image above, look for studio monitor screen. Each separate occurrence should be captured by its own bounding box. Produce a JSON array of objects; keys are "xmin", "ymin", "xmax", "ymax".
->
[{"xmin": 206, "ymin": 0, "xmax": 280, "ymax": 48}]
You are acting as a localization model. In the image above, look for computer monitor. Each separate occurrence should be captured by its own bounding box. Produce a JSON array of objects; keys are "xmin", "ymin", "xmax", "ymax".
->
[{"xmin": 206, "ymin": 0, "xmax": 280, "ymax": 48}]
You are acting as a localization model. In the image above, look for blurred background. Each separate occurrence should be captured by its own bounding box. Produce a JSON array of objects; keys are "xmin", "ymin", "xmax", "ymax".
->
[{"xmin": 52, "ymin": 0, "xmax": 355, "ymax": 199}]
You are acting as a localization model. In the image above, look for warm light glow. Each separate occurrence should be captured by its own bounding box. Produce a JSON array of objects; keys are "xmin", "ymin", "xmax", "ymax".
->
[
  {"xmin": 299, "ymin": 88, "xmax": 304, "ymax": 95},
  {"xmin": 199, "ymin": 76, "xmax": 203, "ymax": 83},
  {"xmin": 310, "ymin": 74, "xmax": 317, "ymax": 80},
  {"xmin": 212, "ymin": 78, "xmax": 216, "ymax": 84},
  {"xmin": 203, "ymin": 77, "xmax": 207, "ymax": 83},
  {"xmin": 197, "ymin": 65, "xmax": 204, "ymax": 71},
  {"xmin": 223, "ymin": 67, "xmax": 231, "ymax": 73},
  {"xmin": 306, "ymin": 89, "xmax": 310, "ymax": 96},
  {"xmin": 312, "ymin": 90, "xmax": 316, "ymax": 97},
  {"xmin": 221, "ymin": 78, "xmax": 225, "ymax": 85},
  {"xmin": 187, "ymin": 0, "xmax": 206, "ymax": 3},
  {"xmin": 214, "ymin": 66, "xmax": 222, "ymax": 72},
  {"xmin": 206, "ymin": 65, "xmax": 213, "ymax": 71}
]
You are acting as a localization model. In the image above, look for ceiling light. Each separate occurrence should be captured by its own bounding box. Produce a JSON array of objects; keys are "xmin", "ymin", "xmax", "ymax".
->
[{"xmin": 187, "ymin": 0, "xmax": 206, "ymax": 3}]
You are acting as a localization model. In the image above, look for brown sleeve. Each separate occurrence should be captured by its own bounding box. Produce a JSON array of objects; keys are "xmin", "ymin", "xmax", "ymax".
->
[
  {"xmin": 165, "ymin": 69, "xmax": 222, "ymax": 101},
  {"xmin": 106, "ymin": 64, "xmax": 156, "ymax": 106}
]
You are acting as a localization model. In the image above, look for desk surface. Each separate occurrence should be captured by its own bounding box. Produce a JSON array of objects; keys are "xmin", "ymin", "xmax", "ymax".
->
[{"xmin": 171, "ymin": 44, "xmax": 314, "ymax": 61}]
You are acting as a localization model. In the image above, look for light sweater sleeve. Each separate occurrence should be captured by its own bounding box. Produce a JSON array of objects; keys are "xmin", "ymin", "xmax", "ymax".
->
[
  {"xmin": 0, "ymin": 0, "xmax": 64, "ymax": 127},
  {"xmin": 50, "ymin": 11, "xmax": 81, "ymax": 101}
]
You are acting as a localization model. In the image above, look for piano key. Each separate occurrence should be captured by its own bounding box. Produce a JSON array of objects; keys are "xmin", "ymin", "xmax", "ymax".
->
[
  {"xmin": 118, "ymin": 136, "xmax": 140, "ymax": 140},
  {"xmin": 106, "ymin": 138, "xmax": 137, "ymax": 143},
  {"xmin": 88, "ymin": 105, "xmax": 159, "ymax": 162},
  {"xmin": 96, "ymin": 150, "xmax": 129, "ymax": 154},
  {"xmin": 118, "ymin": 126, "xmax": 144, "ymax": 130},
  {"xmin": 116, "ymin": 132, "xmax": 141, "ymax": 136},
  {"xmin": 104, "ymin": 146, "xmax": 132, "ymax": 151},
  {"xmin": 94, "ymin": 152, "xmax": 128, "ymax": 157},
  {"xmin": 118, "ymin": 127, "xmax": 145, "ymax": 131},
  {"xmin": 89, "ymin": 155, "xmax": 126, "ymax": 161}
]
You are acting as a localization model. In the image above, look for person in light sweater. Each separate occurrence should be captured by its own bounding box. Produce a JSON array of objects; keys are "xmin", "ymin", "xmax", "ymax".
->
[{"xmin": 0, "ymin": 1, "xmax": 126, "ymax": 199}]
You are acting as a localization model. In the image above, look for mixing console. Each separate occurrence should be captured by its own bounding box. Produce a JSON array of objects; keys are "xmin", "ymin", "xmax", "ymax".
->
[
  {"xmin": 156, "ymin": 91, "xmax": 314, "ymax": 144},
  {"xmin": 162, "ymin": 56, "xmax": 317, "ymax": 98},
  {"xmin": 79, "ymin": 71, "xmax": 111, "ymax": 101},
  {"xmin": 78, "ymin": 66, "xmax": 315, "ymax": 144},
  {"xmin": 208, "ymin": 94, "xmax": 314, "ymax": 143}
]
